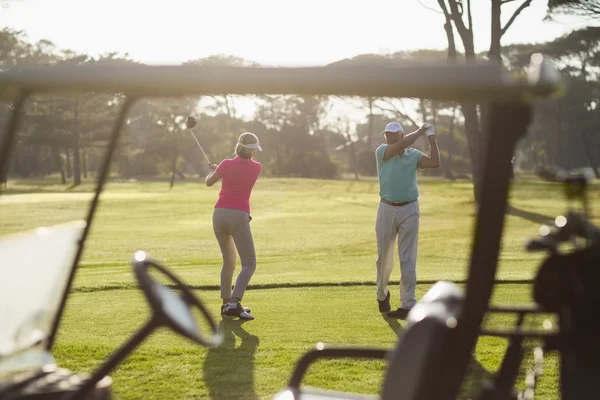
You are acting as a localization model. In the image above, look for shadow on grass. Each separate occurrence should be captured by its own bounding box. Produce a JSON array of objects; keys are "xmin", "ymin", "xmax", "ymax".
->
[
  {"xmin": 507, "ymin": 205, "xmax": 555, "ymax": 226},
  {"xmin": 459, "ymin": 355, "xmax": 495, "ymax": 400},
  {"xmin": 203, "ymin": 319, "xmax": 259, "ymax": 400},
  {"xmin": 381, "ymin": 315, "xmax": 494, "ymax": 400},
  {"xmin": 382, "ymin": 315, "xmax": 405, "ymax": 338}
]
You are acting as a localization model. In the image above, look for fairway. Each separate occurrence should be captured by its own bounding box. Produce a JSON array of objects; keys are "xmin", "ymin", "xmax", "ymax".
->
[{"xmin": 3, "ymin": 177, "xmax": 598, "ymax": 399}]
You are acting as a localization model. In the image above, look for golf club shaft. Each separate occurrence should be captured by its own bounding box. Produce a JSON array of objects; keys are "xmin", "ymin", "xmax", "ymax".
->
[{"xmin": 188, "ymin": 128, "xmax": 211, "ymax": 166}]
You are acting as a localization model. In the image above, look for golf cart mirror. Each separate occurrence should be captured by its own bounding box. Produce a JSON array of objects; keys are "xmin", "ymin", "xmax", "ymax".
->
[
  {"xmin": 185, "ymin": 116, "xmax": 197, "ymax": 129},
  {"xmin": 132, "ymin": 251, "xmax": 222, "ymax": 347}
]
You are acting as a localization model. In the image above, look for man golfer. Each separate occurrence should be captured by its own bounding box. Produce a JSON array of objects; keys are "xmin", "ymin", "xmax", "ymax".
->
[{"xmin": 375, "ymin": 121, "xmax": 440, "ymax": 319}]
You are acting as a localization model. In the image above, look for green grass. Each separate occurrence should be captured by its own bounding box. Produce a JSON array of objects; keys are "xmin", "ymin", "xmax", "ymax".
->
[{"xmin": 2, "ymin": 176, "xmax": 598, "ymax": 399}]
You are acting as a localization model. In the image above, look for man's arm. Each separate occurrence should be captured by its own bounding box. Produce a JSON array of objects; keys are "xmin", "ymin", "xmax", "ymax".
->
[
  {"xmin": 205, "ymin": 164, "xmax": 221, "ymax": 186},
  {"xmin": 383, "ymin": 127, "xmax": 427, "ymax": 161},
  {"xmin": 419, "ymin": 136, "xmax": 440, "ymax": 169}
]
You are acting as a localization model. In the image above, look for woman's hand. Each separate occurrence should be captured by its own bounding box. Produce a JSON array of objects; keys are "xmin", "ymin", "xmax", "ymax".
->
[{"xmin": 205, "ymin": 164, "xmax": 221, "ymax": 187}]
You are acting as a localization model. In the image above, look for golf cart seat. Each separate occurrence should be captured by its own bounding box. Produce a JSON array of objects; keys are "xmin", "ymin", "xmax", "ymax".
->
[
  {"xmin": 0, "ymin": 221, "xmax": 113, "ymax": 399},
  {"xmin": 274, "ymin": 281, "xmax": 464, "ymax": 400}
]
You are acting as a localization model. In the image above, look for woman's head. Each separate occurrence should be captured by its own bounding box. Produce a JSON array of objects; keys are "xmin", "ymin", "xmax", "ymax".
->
[{"xmin": 235, "ymin": 132, "xmax": 262, "ymax": 159}]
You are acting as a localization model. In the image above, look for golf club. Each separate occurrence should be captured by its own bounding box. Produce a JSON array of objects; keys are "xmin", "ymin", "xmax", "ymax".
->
[{"xmin": 185, "ymin": 116, "xmax": 212, "ymax": 167}]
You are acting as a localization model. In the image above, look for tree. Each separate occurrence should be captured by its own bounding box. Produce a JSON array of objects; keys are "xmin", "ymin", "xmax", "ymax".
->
[
  {"xmin": 435, "ymin": 0, "xmax": 533, "ymax": 202},
  {"xmin": 547, "ymin": 0, "xmax": 600, "ymax": 18},
  {"xmin": 185, "ymin": 55, "xmax": 261, "ymax": 121},
  {"xmin": 542, "ymin": 27, "xmax": 600, "ymax": 79},
  {"xmin": 502, "ymin": 29, "xmax": 600, "ymax": 176},
  {"xmin": 253, "ymin": 94, "xmax": 338, "ymax": 178}
]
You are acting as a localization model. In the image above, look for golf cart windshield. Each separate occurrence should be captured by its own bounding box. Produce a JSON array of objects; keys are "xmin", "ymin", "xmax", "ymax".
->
[
  {"xmin": 0, "ymin": 56, "xmax": 564, "ymax": 400},
  {"xmin": 0, "ymin": 220, "xmax": 85, "ymax": 376}
]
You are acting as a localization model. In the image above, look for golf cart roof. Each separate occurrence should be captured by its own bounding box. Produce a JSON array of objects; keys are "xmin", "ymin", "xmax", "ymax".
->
[
  {"xmin": 0, "ymin": 221, "xmax": 85, "ymax": 371},
  {"xmin": 0, "ymin": 55, "xmax": 562, "ymax": 102}
]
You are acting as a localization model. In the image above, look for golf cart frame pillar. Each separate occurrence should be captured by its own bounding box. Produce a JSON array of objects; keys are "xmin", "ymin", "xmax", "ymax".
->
[{"xmin": 439, "ymin": 102, "xmax": 532, "ymax": 399}]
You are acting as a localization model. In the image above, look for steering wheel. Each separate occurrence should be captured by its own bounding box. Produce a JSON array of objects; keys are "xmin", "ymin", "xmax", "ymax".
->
[
  {"xmin": 63, "ymin": 251, "xmax": 221, "ymax": 400},
  {"xmin": 132, "ymin": 250, "xmax": 221, "ymax": 347}
]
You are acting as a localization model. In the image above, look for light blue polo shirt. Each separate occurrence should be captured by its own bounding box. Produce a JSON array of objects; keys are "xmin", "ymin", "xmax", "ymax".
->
[{"xmin": 376, "ymin": 144, "xmax": 425, "ymax": 203}]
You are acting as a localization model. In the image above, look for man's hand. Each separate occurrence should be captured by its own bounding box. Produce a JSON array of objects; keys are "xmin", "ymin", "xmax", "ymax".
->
[
  {"xmin": 418, "ymin": 126, "xmax": 440, "ymax": 169},
  {"xmin": 423, "ymin": 123, "xmax": 435, "ymax": 137}
]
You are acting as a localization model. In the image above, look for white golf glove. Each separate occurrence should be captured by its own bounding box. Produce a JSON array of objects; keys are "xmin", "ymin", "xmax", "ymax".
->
[{"xmin": 423, "ymin": 123, "xmax": 435, "ymax": 137}]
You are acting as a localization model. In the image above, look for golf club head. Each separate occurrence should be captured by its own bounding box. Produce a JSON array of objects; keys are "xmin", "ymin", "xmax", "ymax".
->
[{"xmin": 186, "ymin": 116, "xmax": 197, "ymax": 129}]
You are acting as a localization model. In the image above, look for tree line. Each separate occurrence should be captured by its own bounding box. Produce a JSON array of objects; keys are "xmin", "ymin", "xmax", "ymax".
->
[{"xmin": 0, "ymin": 0, "xmax": 598, "ymax": 194}]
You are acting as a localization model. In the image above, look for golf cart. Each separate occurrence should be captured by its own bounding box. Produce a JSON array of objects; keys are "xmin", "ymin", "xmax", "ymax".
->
[
  {"xmin": 276, "ymin": 168, "xmax": 600, "ymax": 400},
  {"xmin": 1, "ymin": 53, "xmax": 597, "ymax": 400},
  {"xmin": 0, "ymin": 223, "xmax": 223, "ymax": 400}
]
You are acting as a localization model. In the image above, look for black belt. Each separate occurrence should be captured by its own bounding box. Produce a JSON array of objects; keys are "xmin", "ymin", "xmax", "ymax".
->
[{"xmin": 380, "ymin": 198, "xmax": 417, "ymax": 207}]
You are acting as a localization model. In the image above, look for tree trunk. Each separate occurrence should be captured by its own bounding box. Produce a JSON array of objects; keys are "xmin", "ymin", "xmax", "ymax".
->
[
  {"xmin": 65, "ymin": 147, "xmax": 72, "ymax": 178},
  {"xmin": 580, "ymin": 129, "xmax": 600, "ymax": 178},
  {"xmin": 440, "ymin": 0, "xmax": 482, "ymax": 202},
  {"xmin": 41, "ymin": 147, "xmax": 48, "ymax": 176},
  {"xmin": 13, "ymin": 148, "xmax": 23, "ymax": 178},
  {"xmin": 489, "ymin": 0, "xmax": 503, "ymax": 62},
  {"xmin": 419, "ymin": 100, "xmax": 428, "ymax": 122},
  {"xmin": 72, "ymin": 101, "xmax": 81, "ymax": 186},
  {"xmin": 169, "ymin": 134, "xmax": 178, "ymax": 189},
  {"xmin": 53, "ymin": 146, "xmax": 66, "ymax": 184},
  {"xmin": 169, "ymin": 154, "xmax": 177, "ymax": 189},
  {"xmin": 459, "ymin": 37, "xmax": 483, "ymax": 201},
  {"xmin": 350, "ymin": 141, "xmax": 359, "ymax": 180},
  {"xmin": 444, "ymin": 20, "xmax": 457, "ymax": 62},
  {"xmin": 121, "ymin": 150, "xmax": 130, "ymax": 179},
  {"xmin": 481, "ymin": 0, "xmax": 505, "ymax": 183},
  {"xmin": 442, "ymin": 10, "xmax": 457, "ymax": 181},
  {"xmin": 445, "ymin": 106, "xmax": 457, "ymax": 180},
  {"xmin": 342, "ymin": 126, "xmax": 359, "ymax": 180},
  {"xmin": 82, "ymin": 150, "xmax": 88, "ymax": 178},
  {"xmin": 418, "ymin": 100, "xmax": 429, "ymax": 152},
  {"xmin": 33, "ymin": 145, "xmax": 41, "ymax": 177},
  {"xmin": 462, "ymin": 103, "xmax": 483, "ymax": 203},
  {"xmin": 73, "ymin": 146, "xmax": 81, "ymax": 185},
  {"xmin": 368, "ymin": 97, "xmax": 374, "ymax": 149}
]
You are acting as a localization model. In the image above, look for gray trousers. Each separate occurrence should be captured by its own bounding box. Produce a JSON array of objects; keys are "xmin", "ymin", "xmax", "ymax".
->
[
  {"xmin": 212, "ymin": 208, "xmax": 257, "ymax": 301},
  {"xmin": 375, "ymin": 200, "xmax": 419, "ymax": 309}
]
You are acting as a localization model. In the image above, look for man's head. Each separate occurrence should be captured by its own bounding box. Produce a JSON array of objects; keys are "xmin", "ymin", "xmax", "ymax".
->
[{"xmin": 382, "ymin": 122, "xmax": 404, "ymax": 144}]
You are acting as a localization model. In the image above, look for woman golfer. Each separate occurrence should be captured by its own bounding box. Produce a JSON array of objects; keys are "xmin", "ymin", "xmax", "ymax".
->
[{"xmin": 205, "ymin": 132, "xmax": 262, "ymax": 320}]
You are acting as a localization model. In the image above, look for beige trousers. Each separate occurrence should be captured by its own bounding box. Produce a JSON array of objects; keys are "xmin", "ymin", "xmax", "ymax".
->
[
  {"xmin": 212, "ymin": 208, "xmax": 256, "ymax": 301},
  {"xmin": 375, "ymin": 200, "xmax": 419, "ymax": 309}
]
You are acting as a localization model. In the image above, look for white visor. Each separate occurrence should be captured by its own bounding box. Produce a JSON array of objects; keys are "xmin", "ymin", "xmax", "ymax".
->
[{"xmin": 238, "ymin": 142, "xmax": 263, "ymax": 151}]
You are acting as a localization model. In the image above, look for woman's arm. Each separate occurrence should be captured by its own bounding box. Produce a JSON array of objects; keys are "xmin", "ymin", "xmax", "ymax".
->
[{"xmin": 205, "ymin": 164, "xmax": 221, "ymax": 186}]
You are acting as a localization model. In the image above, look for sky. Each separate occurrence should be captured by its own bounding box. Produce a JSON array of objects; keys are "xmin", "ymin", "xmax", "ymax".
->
[{"xmin": 0, "ymin": 0, "xmax": 596, "ymax": 67}]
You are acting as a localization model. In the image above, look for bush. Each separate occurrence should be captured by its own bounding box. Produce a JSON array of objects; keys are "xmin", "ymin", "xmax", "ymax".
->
[
  {"xmin": 267, "ymin": 146, "xmax": 338, "ymax": 179},
  {"xmin": 304, "ymin": 150, "xmax": 338, "ymax": 179},
  {"xmin": 128, "ymin": 151, "xmax": 159, "ymax": 176}
]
